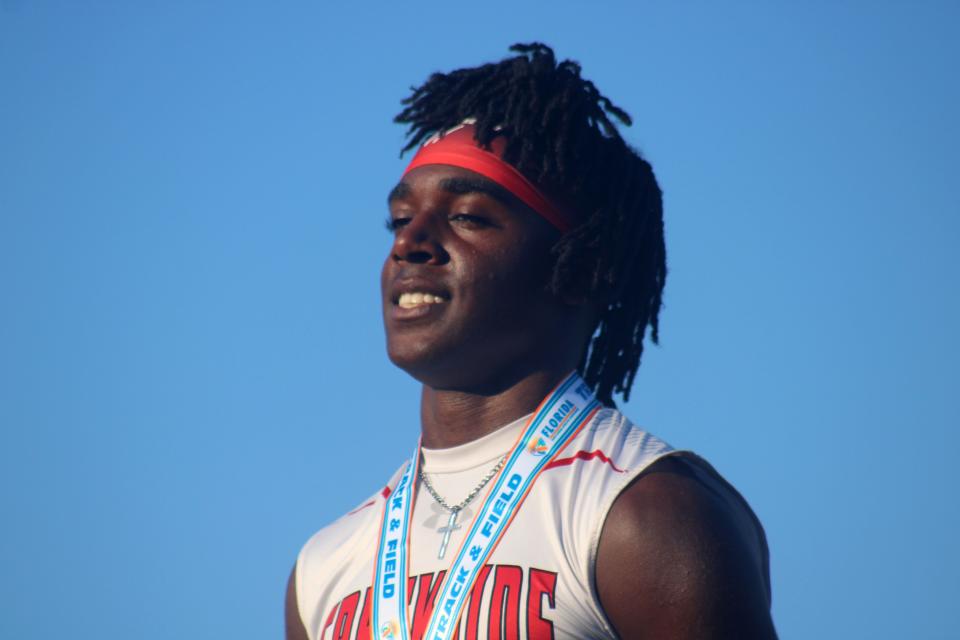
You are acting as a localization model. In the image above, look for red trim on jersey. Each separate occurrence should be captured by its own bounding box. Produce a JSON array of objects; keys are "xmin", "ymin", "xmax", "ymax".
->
[
  {"xmin": 346, "ymin": 485, "xmax": 392, "ymax": 516},
  {"xmin": 347, "ymin": 501, "xmax": 374, "ymax": 515},
  {"xmin": 543, "ymin": 449, "xmax": 627, "ymax": 473}
]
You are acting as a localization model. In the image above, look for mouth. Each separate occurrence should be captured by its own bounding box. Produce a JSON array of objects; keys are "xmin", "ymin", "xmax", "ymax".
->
[
  {"xmin": 396, "ymin": 291, "xmax": 449, "ymax": 309},
  {"xmin": 388, "ymin": 280, "xmax": 452, "ymax": 320}
]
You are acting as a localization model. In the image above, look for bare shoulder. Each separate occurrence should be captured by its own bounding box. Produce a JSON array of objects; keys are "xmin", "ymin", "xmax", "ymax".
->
[{"xmin": 595, "ymin": 454, "xmax": 777, "ymax": 640}]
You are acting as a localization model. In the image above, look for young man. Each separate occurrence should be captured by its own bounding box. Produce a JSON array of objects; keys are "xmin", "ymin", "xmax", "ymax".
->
[{"xmin": 287, "ymin": 44, "xmax": 777, "ymax": 640}]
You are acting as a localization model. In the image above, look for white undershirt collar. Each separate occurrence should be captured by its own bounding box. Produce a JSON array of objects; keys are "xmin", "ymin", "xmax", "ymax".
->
[{"xmin": 420, "ymin": 413, "xmax": 531, "ymax": 473}]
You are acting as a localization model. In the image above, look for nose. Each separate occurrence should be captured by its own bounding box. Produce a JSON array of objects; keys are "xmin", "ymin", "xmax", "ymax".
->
[{"xmin": 392, "ymin": 213, "xmax": 448, "ymax": 265}]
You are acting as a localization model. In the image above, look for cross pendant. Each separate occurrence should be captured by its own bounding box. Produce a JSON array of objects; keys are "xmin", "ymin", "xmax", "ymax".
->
[{"xmin": 437, "ymin": 508, "xmax": 462, "ymax": 560}]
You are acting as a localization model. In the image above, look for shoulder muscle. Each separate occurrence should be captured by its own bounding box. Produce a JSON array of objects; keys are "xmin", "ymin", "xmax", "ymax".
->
[{"xmin": 595, "ymin": 455, "xmax": 777, "ymax": 639}]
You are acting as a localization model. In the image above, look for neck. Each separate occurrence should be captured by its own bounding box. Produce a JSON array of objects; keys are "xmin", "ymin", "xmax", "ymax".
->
[{"xmin": 419, "ymin": 367, "xmax": 573, "ymax": 449}]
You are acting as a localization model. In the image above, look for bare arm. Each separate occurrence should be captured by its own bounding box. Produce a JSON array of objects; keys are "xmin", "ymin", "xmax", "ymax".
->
[
  {"xmin": 285, "ymin": 564, "xmax": 309, "ymax": 640},
  {"xmin": 596, "ymin": 456, "xmax": 777, "ymax": 639}
]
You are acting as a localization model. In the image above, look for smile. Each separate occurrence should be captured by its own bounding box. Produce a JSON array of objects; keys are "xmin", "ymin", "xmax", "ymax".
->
[{"xmin": 397, "ymin": 292, "xmax": 448, "ymax": 309}]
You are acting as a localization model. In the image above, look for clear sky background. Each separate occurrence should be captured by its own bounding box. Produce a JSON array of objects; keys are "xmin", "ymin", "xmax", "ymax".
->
[{"xmin": 1, "ymin": 2, "xmax": 957, "ymax": 638}]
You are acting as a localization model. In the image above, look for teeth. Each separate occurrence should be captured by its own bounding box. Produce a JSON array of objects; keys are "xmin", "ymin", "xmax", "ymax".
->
[{"xmin": 398, "ymin": 292, "xmax": 446, "ymax": 309}]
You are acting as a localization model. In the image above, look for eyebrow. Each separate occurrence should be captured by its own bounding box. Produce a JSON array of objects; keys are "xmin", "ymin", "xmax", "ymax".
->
[
  {"xmin": 387, "ymin": 182, "xmax": 412, "ymax": 204},
  {"xmin": 386, "ymin": 175, "xmax": 519, "ymax": 208},
  {"xmin": 438, "ymin": 176, "xmax": 517, "ymax": 206}
]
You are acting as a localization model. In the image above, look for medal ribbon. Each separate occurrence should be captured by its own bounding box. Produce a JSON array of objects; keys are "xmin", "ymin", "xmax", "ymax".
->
[
  {"xmin": 372, "ymin": 372, "xmax": 600, "ymax": 640},
  {"xmin": 371, "ymin": 438, "xmax": 419, "ymax": 640}
]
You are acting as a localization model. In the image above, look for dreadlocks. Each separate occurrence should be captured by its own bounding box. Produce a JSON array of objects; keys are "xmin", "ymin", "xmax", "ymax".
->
[{"xmin": 395, "ymin": 43, "xmax": 666, "ymax": 406}]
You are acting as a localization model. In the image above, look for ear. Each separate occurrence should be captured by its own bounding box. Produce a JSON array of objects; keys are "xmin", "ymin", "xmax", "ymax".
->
[
  {"xmin": 558, "ymin": 288, "xmax": 602, "ymax": 346},
  {"xmin": 561, "ymin": 289, "xmax": 591, "ymax": 307},
  {"xmin": 554, "ymin": 266, "xmax": 597, "ymax": 308}
]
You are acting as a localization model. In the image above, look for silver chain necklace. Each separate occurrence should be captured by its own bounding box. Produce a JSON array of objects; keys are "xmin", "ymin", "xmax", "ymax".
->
[{"xmin": 419, "ymin": 454, "xmax": 507, "ymax": 559}]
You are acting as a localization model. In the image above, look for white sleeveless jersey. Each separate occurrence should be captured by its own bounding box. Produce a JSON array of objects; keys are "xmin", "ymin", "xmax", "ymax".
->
[{"xmin": 295, "ymin": 408, "xmax": 765, "ymax": 640}]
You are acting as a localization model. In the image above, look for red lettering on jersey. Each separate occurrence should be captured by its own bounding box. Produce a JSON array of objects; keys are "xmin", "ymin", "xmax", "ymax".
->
[
  {"xmin": 355, "ymin": 588, "xmax": 372, "ymax": 640},
  {"xmin": 332, "ymin": 590, "xmax": 360, "ymax": 640},
  {"xmin": 462, "ymin": 564, "xmax": 493, "ymax": 640},
  {"xmin": 526, "ymin": 568, "xmax": 557, "ymax": 639},
  {"xmin": 321, "ymin": 602, "xmax": 338, "ymax": 640},
  {"xmin": 407, "ymin": 575, "xmax": 417, "ymax": 605},
  {"xmin": 410, "ymin": 571, "xmax": 447, "ymax": 639},
  {"xmin": 323, "ymin": 564, "xmax": 558, "ymax": 639},
  {"xmin": 488, "ymin": 565, "xmax": 523, "ymax": 640}
]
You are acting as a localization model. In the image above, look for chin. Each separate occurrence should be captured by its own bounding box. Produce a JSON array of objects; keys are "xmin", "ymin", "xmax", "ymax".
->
[
  {"xmin": 387, "ymin": 338, "xmax": 443, "ymax": 380},
  {"xmin": 386, "ymin": 341, "xmax": 474, "ymax": 391},
  {"xmin": 386, "ymin": 338, "xmax": 539, "ymax": 396}
]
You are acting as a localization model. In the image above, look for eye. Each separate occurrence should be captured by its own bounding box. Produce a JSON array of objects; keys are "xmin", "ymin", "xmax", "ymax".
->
[
  {"xmin": 385, "ymin": 216, "xmax": 411, "ymax": 233},
  {"xmin": 449, "ymin": 213, "xmax": 493, "ymax": 229}
]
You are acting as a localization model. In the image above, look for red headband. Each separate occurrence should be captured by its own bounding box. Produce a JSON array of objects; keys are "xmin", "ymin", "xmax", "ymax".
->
[{"xmin": 402, "ymin": 123, "xmax": 571, "ymax": 232}]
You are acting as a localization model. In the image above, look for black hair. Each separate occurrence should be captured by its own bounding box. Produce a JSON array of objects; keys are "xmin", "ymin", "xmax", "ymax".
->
[{"xmin": 395, "ymin": 43, "xmax": 666, "ymax": 406}]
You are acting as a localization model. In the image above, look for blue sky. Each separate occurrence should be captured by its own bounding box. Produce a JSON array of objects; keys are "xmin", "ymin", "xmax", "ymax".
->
[{"xmin": 1, "ymin": 2, "xmax": 958, "ymax": 638}]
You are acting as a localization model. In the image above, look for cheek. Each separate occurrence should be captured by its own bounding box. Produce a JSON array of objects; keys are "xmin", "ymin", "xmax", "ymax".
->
[
  {"xmin": 380, "ymin": 256, "xmax": 393, "ymax": 297},
  {"xmin": 462, "ymin": 247, "xmax": 555, "ymax": 312},
  {"xmin": 490, "ymin": 240, "xmax": 554, "ymax": 293}
]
